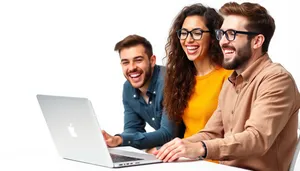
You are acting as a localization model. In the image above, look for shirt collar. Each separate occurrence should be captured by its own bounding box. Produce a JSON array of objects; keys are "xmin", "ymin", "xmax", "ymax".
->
[{"xmin": 228, "ymin": 53, "xmax": 272, "ymax": 85}]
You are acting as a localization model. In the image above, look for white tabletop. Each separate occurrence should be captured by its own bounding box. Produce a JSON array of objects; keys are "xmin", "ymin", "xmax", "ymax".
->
[{"xmin": 1, "ymin": 146, "xmax": 248, "ymax": 171}]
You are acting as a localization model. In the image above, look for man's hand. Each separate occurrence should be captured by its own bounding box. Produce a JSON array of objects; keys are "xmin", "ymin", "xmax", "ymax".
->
[
  {"xmin": 101, "ymin": 130, "xmax": 123, "ymax": 147},
  {"xmin": 154, "ymin": 138, "xmax": 204, "ymax": 162}
]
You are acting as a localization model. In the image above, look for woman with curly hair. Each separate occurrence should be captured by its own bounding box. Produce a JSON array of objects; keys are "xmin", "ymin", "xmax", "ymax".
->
[{"xmin": 163, "ymin": 3, "xmax": 232, "ymax": 139}]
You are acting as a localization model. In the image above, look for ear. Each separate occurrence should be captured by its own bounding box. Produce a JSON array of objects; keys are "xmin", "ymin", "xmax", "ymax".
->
[
  {"xmin": 150, "ymin": 55, "xmax": 156, "ymax": 67},
  {"xmin": 253, "ymin": 34, "xmax": 265, "ymax": 50}
]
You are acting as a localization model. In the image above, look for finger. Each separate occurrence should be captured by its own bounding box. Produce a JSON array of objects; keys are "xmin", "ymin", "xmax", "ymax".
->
[
  {"xmin": 168, "ymin": 152, "xmax": 181, "ymax": 162},
  {"xmin": 156, "ymin": 143, "xmax": 172, "ymax": 159},
  {"xmin": 158, "ymin": 143, "xmax": 179, "ymax": 161},
  {"xmin": 105, "ymin": 139, "xmax": 115, "ymax": 147},
  {"xmin": 163, "ymin": 146, "xmax": 181, "ymax": 162},
  {"xmin": 101, "ymin": 130, "xmax": 107, "ymax": 137},
  {"xmin": 102, "ymin": 130, "xmax": 111, "ymax": 139},
  {"xmin": 156, "ymin": 138, "xmax": 177, "ymax": 158}
]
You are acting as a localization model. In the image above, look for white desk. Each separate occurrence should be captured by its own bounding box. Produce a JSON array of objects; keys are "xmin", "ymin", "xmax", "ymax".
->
[
  {"xmin": 2, "ymin": 147, "xmax": 248, "ymax": 171},
  {"xmin": 3, "ymin": 156, "xmax": 247, "ymax": 171}
]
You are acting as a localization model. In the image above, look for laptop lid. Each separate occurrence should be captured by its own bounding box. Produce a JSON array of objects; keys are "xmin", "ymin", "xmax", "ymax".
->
[{"xmin": 36, "ymin": 94, "xmax": 161, "ymax": 168}]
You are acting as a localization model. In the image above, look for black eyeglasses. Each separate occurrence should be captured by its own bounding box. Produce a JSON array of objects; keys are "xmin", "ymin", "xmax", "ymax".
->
[
  {"xmin": 176, "ymin": 28, "xmax": 210, "ymax": 40},
  {"xmin": 215, "ymin": 29, "xmax": 260, "ymax": 41}
]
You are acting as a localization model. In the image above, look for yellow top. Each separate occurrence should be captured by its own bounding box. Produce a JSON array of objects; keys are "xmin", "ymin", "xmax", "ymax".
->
[{"xmin": 183, "ymin": 67, "xmax": 232, "ymax": 138}]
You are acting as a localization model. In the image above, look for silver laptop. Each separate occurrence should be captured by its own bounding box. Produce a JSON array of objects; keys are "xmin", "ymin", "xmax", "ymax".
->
[{"xmin": 36, "ymin": 94, "xmax": 162, "ymax": 168}]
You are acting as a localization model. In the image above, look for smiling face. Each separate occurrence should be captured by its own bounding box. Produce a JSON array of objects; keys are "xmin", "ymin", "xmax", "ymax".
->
[
  {"xmin": 219, "ymin": 15, "xmax": 253, "ymax": 71},
  {"xmin": 120, "ymin": 44, "xmax": 155, "ymax": 89},
  {"xmin": 180, "ymin": 15, "xmax": 211, "ymax": 62}
]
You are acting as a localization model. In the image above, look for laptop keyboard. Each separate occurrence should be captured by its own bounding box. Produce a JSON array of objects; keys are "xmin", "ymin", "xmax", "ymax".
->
[{"xmin": 110, "ymin": 153, "xmax": 143, "ymax": 163}]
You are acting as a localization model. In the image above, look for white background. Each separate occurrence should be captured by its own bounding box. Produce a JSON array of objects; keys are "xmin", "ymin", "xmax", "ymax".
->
[{"xmin": 0, "ymin": 0, "xmax": 299, "ymax": 170}]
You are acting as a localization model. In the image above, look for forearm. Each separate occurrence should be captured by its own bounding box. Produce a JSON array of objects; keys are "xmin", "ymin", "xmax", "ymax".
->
[
  {"xmin": 186, "ymin": 132, "xmax": 213, "ymax": 142},
  {"xmin": 203, "ymin": 127, "xmax": 265, "ymax": 160},
  {"xmin": 119, "ymin": 128, "xmax": 174, "ymax": 149}
]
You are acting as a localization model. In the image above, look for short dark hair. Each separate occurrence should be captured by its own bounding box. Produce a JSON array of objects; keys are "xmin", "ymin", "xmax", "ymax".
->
[
  {"xmin": 220, "ymin": 2, "xmax": 275, "ymax": 53},
  {"xmin": 114, "ymin": 34, "xmax": 153, "ymax": 58}
]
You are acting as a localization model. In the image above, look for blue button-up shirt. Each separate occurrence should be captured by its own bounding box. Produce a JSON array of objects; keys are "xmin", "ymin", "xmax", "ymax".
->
[{"xmin": 119, "ymin": 65, "xmax": 177, "ymax": 149}]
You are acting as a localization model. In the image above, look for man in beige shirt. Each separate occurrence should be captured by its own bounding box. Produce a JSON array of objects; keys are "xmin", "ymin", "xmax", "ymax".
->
[{"xmin": 155, "ymin": 2, "xmax": 300, "ymax": 171}]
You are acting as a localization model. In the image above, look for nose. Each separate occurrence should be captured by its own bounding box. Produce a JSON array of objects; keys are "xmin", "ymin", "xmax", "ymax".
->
[
  {"xmin": 219, "ymin": 33, "xmax": 229, "ymax": 47},
  {"xmin": 186, "ymin": 32, "xmax": 194, "ymax": 42},
  {"xmin": 128, "ymin": 61, "xmax": 137, "ymax": 71}
]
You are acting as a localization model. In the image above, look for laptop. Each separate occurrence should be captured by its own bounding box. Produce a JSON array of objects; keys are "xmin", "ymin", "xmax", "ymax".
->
[{"xmin": 36, "ymin": 94, "xmax": 162, "ymax": 168}]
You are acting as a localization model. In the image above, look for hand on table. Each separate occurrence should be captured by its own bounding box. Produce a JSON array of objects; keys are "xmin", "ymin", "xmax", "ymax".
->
[{"xmin": 154, "ymin": 138, "xmax": 205, "ymax": 162}]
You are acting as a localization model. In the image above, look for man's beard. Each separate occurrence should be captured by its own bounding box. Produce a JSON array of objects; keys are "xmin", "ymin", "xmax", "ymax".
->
[
  {"xmin": 138, "ymin": 64, "xmax": 152, "ymax": 88},
  {"xmin": 127, "ymin": 63, "xmax": 152, "ymax": 89},
  {"xmin": 222, "ymin": 41, "xmax": 252, "ymax": 70}
]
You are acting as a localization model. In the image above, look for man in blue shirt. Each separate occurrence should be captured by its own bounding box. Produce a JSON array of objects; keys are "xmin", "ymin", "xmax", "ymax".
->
[{"xmin": 101, "ymin": 35, "xmax": 177, "ymax": 150}]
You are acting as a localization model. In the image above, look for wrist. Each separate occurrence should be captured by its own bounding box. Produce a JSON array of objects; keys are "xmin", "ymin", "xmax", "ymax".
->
[
  {"xmin": 197, "ymin": 141, "xmax": 207, "ymax": 160},
  {"xmin": 115, "ymin": 135, "xmax": 123, "ymax": 145},
  {"xmin": 200, "ymin": 141, "xmax": 207, "ymax": 158}
]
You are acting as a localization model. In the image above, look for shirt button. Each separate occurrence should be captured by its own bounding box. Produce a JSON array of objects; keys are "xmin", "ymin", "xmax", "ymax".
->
[
  {"xmin": 152, "ymin": 117, "xmax": 155, "ymax": 121},
  {"xmin": 128, "ymin": 141, "xmax": 131, "ymax": 144},
  {"xmin": 149, "ymin": 101, "xmax": 152, "ymax": 104},
  {"xmin": 133, "ymin": 94, "xmax": 136, "ymax": 98},
  {"xmin": 153, "ymin": 91, "xmax": 156, "ymax": 94}
]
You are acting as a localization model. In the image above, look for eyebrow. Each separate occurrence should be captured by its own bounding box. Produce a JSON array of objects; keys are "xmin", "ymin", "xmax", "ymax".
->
[
  {"xmin": 120, "ymin": 56, "xmax": 144, "ymax": 62},
  {"xmin": 181, "ymin": 27, "xmax": 207, "ymax": 31},
  {"xmin": 133, "ymin": 56, "xmax": 144, "ymax": 59}
]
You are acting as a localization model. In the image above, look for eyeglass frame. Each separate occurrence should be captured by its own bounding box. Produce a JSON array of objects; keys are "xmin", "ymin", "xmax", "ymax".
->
[
  {"xmin": 215, "ymin": 29, "xmax": 260, "ymax": 41},
  {"xmin": 176, "ymin": 28, "xmax": 211, "ymax": 40}
]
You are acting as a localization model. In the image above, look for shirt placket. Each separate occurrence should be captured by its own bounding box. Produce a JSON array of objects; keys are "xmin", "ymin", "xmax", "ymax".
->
[{"xmin": 230, "ymin": 76, "xmax": 243, "ymax": 133}]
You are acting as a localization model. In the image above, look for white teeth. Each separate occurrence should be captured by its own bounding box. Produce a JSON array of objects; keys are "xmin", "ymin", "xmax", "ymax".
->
[
  {"xmin": 224, "ymin": 49, "xmax": 234, "ymax": 54},
  {"xmin": 187, "ymin": 46, "xmax": 198, "ymax": 50},
  {"xmin": 187, "ymin": 49, "xmax": 197, "ymax": 54},
  {"xmin": 130, "ymin": 73, "xmax": 141, "ymax": 78}
]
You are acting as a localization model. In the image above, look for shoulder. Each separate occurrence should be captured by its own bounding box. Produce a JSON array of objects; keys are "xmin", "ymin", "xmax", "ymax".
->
[
  {"xmin": 216, "ymin": 67, "xmax": 233, "ymax": 78},
  {"xmin": 156, "ymin": 65, "xmax": 166, "ymax": 83},
  {"xmin": 122, "ymin": 80, "xmax": 135, "ymax": 96},
  {"xmin": 123, "ymin": 80, "xmax": 131, "ymax": 89},
  {"xmin": 259, "ymin": 63, "xmax": 295, "ymax": 83},
  {"xmin": 254, "ymin": 63, "xmax": 300, "ymax": 97},
  {"xmin": 214, "ymin": 67, "xmax": 233, "ymax": 84},
  {"xmin": 257, "ymin": 63, "xmax": 300, "ymax": 107}
]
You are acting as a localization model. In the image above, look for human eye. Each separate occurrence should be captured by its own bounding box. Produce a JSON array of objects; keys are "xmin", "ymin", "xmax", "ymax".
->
[
  {"xmin": 121, "ymin": 60, "xmax": 129, "ymax": 65},
  {"xmin": 180, "ymin": 31, "xmax": 188, "ymax": 37},
  {"xmin": 226, "ymin": 30, "xmax": 236, "ymax": 36},
  {"xmin": 135, "ymin": 57, "xmax": 144, "ymax": 63},
  {"xmin": 193, "ymin": 31, "xmax": 202, "ymax": 36}
]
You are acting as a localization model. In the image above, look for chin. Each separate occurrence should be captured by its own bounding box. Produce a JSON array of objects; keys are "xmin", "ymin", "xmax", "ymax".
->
[
  {"xmin": 187, "ymin": 56, "xmax": 197, "ymax": 61},
  {"xmin": 187, "ymin": 53, "xmax": 200, "ymax": 61},
  {"xmin": 130, "ymin": 81, "xmax": 143, "ymax": 89}
]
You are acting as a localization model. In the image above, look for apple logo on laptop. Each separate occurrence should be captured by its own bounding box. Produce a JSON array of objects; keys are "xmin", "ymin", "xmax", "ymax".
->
[{"xmin": 68, "ymin": 123, "xmax": 78, "ymax": 138}]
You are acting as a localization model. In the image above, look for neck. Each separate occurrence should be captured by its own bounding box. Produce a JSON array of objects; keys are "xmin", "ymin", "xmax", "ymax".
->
[
  {"xmin": 139, "ymin": 83, "xmax": 149, "ymax": 96},
  {"xmin": 139, "ymin": 73, "xmax": 152, "ymax": 104},
  {"xmin": 138, "ymin": 67, "xmax": 154, "ymax": 96},
  {"xmin": 236, "ymin": 51, "xmax": 265, "ymax": 75},
  {"xmin": 193, "ymin": 56, "xmax": 215, "ymax": 76}
]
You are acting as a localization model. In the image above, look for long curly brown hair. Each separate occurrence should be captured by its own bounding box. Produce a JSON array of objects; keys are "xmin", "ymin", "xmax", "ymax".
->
[{"xmin": 163, "ymin": 3, "xmax": 224, "ymax": 123}]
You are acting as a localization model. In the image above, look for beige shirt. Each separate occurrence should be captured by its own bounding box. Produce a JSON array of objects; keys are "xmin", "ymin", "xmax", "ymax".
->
[{"xmin": 194, "ymin": 54, "xmax": 300, "ymax": 171}]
